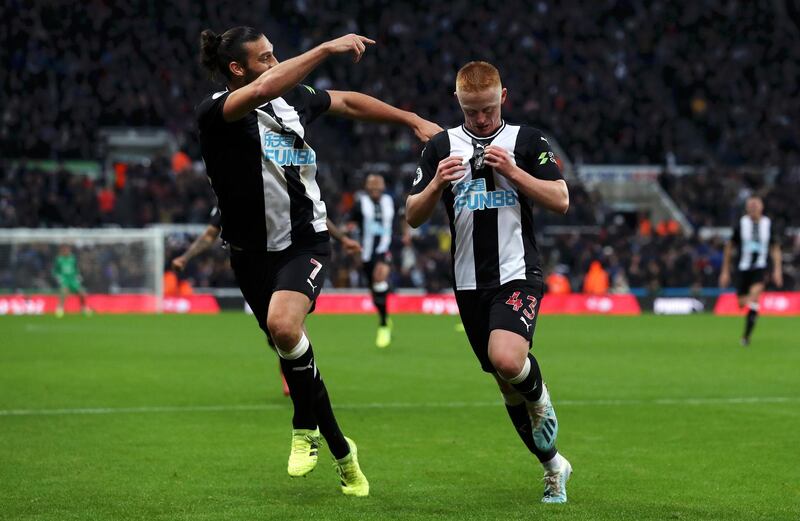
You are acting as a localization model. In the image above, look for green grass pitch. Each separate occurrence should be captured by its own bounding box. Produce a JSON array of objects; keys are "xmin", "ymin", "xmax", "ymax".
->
[{"xmin": 1, "ymin": 313, "xmax": 799, "ymax": 520}]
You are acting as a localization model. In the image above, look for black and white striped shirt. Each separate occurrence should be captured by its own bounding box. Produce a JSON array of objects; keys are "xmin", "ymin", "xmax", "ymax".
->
[
  {"xmin": 351, "ymin": 193, "xmax": 395, "ymax": 262},
  {"xmin": 732, "ymin": 215, "xmax": 775, "ymax": 271},
  {"xmin": 208, "ymin": 206, "xmax": 222, "ymax": 229},
  {"xmin": 411, "ymin": 122, "xmax": 563, "ymax": 290},
  {"xmin": 197, "ymin": 84, "xmax": 330, "ymax": 251}
]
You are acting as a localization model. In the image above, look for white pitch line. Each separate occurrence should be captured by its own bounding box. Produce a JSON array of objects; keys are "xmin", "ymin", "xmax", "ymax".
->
[{"xmin": 0, "ymin": 396, "xmax": 798, "ymax": 417}]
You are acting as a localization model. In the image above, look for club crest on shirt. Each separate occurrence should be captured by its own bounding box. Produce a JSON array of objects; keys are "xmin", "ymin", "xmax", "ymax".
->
[{"xmin": 413, "ymin": 167, "xmax": 423, "ymax": 186}]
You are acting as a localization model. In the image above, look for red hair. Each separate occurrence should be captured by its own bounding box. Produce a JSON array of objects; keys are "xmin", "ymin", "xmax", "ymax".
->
[{"xmin": 456, "ymin": 61, "xmax": 502, "ymax": 92}]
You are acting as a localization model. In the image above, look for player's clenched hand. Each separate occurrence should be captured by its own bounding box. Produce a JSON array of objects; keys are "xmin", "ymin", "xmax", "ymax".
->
[
  {"xmin": 341, "ymin": 237, "xmax": 362, "ymax": 256},
  {"xmin": 484, "ymin": 145, "xmax": 515, "ymax": 177},
  {"xmin": 432, "ymin": 157, "xmax": 466, "ymax": 190},
  {"xmin": 171, "ymin": 256, "xmax": 187, "ymax": 272},
  {"xmin": 323, "ymin": 34, "xmax": 375, "ymax": 63},
  {"xmin": 411, "ymin": 117, "xmax": 443, "ymax": 143}
]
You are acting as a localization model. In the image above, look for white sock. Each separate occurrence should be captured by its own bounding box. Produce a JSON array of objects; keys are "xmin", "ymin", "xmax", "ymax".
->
[
  {"xmin": 531, "ymin": 382, "xmax": 549, "ymax": 406},
  {"xmin": 542, "ymin": 452, "xmax": 564, "ymax": 472},
  {"xmin": 507, "ymin": 357, "xmax": 531, "ymax": 385}
]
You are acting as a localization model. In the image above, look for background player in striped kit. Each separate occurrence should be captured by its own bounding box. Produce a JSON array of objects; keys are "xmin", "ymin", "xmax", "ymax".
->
[
  {"xmin": 171, "ymin": 207, "xmax": 360, "ymax": 396},
  {"xmin": 170, "ymin": 208, "xmax": 285, "ymax": 396},
  {"xmin": 405, "ymin": 61, "xmax": 572, "ymax": 503},
  {"xmin": 719, "ymin": 196, "xmax": 783, "ymax": 346},
  {"xmin": 197, "ymin": 27, "xmax": 441, "ymax": 496},
  {"xmin": 348, "ymin": 174, "xmax": 399, "ymax": 348}
]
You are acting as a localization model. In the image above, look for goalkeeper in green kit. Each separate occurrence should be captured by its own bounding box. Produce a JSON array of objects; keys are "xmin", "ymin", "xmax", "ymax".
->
[{"xmin": 52, "ymin": 245, "xmax": 92, "ymax": 317}]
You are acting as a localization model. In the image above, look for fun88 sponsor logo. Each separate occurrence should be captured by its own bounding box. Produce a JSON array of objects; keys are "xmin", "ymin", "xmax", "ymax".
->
[
  {"xmin": 453, "ymin": 178, "xmax": 517, "ymax": 213},
  {"xmin": 366, "ymin": 220, "xmax": 391, "ymax": 236},
  {"xmin": 263, "ymin": 132, "xmax": 316, "ymax": 166}
]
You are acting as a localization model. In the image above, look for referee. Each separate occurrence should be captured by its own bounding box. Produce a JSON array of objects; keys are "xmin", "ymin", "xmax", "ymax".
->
[{"xmin": 196, "ymin": 26, "xmax": 440, "ymax": 497}]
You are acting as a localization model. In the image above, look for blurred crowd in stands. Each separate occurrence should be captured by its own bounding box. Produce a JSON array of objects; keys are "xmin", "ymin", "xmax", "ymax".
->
[
  {"xmin": 0, "ymin": 158, "xmax": 213, "ymax": 228},
  {"xmin": 2, "ymin": 0, "xmax": 798, "ymax": 293},
  {"xmin": 4, "ymin": 1, "xmax": 799, "ymax": 167},
  {"xmin": 1, "ymin": 160, "xmax": 796, "ymax": 293},
  {"xmin": 659, "ymin": 168, "xmax": 800, "ymax": 231}
]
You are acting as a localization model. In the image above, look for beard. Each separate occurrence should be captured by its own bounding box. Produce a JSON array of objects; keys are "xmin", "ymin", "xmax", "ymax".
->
[{"xmin": 242, "ymin": 65, "xmax": 267, "ymax": 85}]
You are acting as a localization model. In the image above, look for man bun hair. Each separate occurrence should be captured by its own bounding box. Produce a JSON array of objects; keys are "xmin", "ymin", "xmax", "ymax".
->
[
  {"xmin": 199, "ymin": 26, "xmax": 263, "ymax": 82},
  {"xmin": 199, "ymin": 30, "xmax": 222, "ymax": 74}
]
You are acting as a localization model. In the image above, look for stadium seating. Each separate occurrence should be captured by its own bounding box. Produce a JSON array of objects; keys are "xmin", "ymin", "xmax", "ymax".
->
[{"xmin": 2, "ymin": 1, "xmax": 797, "ymax": 293}]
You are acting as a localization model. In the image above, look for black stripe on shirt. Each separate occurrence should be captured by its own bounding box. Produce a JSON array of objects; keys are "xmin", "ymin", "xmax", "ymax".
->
[{"xmin": 471, "ymin": 158, "xmax": 500, "ymax": 288}]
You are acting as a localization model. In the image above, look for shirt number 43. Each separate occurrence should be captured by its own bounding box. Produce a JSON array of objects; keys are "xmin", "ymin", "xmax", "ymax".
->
[{"xmin": 505, "ymin": 291, "xmax": 538, "ymax": 320}]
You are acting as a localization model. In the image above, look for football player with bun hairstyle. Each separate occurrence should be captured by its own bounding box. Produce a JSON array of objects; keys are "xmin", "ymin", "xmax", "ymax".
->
[{"xmin": 197, "ymin": 26, "xmax": 441, "ymax": 497}]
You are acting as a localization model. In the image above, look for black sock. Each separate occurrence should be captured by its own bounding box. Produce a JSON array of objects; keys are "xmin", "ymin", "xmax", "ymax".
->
[
  {"xmin": 278, "ymin": 345, "xmax": 317, "ymax": 430},
  {"xmin": 313, "ymin": 378, "xmax": 350, "ymax": 459},
  {"xmin": 503, "ymin": 401, "xmax": 557, "ymax": 462},
  {"xmin": 372, "ymin": 289, "xmax": 389, "ymax": 326},
  {"xmin": 744, "ymin": 307, "xmax": 759, "ymax": 340},
  {"xmin": 508, "ymin": 354, "xmax": 543, "ymax": 403},
  {"xmin": 278, "ymin": 337, "xmax": 350, "ymax": 458}
]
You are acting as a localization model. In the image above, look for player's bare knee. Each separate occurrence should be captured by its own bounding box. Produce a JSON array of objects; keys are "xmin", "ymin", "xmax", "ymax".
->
[
  {"xmin": 489, "ymin": 349, "xmax": 526, "ymax": 380},
  {"xmin": 373, "ymin": 263, "xmax": 390, "ymax": 282},
  {"xmin": 266, "ymin": 315, "xmax": 301, "ymax": 349}
]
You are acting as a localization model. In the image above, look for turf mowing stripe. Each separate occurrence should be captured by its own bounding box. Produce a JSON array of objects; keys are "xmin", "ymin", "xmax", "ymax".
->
[{"xmin": 1, "ymin": 396, "xmax": 798, "ymax": 417}]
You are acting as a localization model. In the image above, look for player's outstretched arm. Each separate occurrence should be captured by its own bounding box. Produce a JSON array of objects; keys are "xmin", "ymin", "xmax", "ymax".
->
[
  {"xmin": 172, "ymin": 225, "xmax": 220, "ymax": 272},
  {"xmin": 770, "ymin": 242, "xmax": 783, "ymax": 288},
  {"xmin": 327, "ymin": 91, "xmax": 442, "ymax": 142},
  {"xmin": 223, "ymin": 34, "xmax": 375, "ymax": 122},
  {"xmin": 719, "ymin": 241, "xmax": 733, "ymax": 288},
  {"xmin": 406, "ymin": 157, "xmax": 465, "ymax": 228},
  {"xmin": 326, "ymin": 218, "xmax": 361, "ymax": 256}
]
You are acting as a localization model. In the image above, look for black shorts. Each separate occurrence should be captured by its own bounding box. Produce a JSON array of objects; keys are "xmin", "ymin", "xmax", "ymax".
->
[
  {"xmin": 229, "ymin": 241, "xmax": 329, "ymax": 339},
  {"xmin": 454, "ymin": 278, "xmax": 545, "ymax": 373},
  {"xmin": 736, "ymin": 268, "xmax": 766, "ymax": 296},
  {"xmin": 362, "ymin": 251, "xmax": 391, "ymax": 286}
]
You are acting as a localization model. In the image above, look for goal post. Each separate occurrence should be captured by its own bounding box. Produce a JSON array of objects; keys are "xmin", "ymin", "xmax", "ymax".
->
[{"xmin": 0, "ymin": 228, "xmax": 165, "ymax": 313}]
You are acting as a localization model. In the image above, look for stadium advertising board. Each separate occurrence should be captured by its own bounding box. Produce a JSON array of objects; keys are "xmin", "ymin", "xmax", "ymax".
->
[
  {"xmin": 538, "ymin": 294, "xmax": 641, "ymax": 315},
  {"xmin": 11, "ymin": 293, "xmax": 800, "ymax": 316},
  {"xmin": 714, "ymin": 292, "xmax": 800, "ymax": 316},
  {"xmin": 0, "ymin": 293, "xmax": 640, "ymax": 316},
  {"xmin": 314, "ymin": 294, "xmax": 642, "ymax": 315},
  {"xmin": 0, "ymin": 295, "xmax": 220, "ymax": 315},
  {"xmin": 650, "ymin": 297, "xmax": 708, "ymax": 315}
]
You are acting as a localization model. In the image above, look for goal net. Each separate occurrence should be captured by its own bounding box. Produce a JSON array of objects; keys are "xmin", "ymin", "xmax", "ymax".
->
[{"xmin": 0, "ymin": 228, "xmax": 164, "ymax": 314}]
